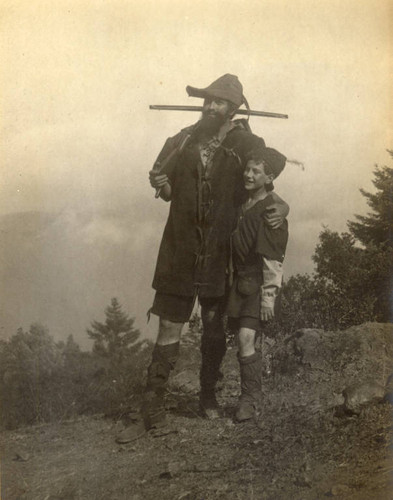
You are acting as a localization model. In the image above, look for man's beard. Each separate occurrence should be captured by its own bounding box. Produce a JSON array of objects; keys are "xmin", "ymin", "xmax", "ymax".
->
[{"xmin": 198, "ymin": 110, "xmax": 229, "ymax": 137}]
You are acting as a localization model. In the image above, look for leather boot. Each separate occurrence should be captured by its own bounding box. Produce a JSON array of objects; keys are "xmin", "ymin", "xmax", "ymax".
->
[
  {"xmin": 235, "ymin": 352, "xmax": 262, "ymax": 422},
  {"xmin": 116, "ymin": 342, "xmax": 179, "ymax": 444},
  {"xmin": 142, "ymin": 342, "xmax": 179, "ymax": 426},
  {"xmin": 199, "ymin": 335, "xmax": 226, "ymax": 419}
]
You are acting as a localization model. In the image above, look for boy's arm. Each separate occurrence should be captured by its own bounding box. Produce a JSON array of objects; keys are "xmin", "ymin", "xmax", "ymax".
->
[
  {"xmin": 260, "ymin": 258, "xmax": 283, "ymax": 321},
  {"xmin": 264, "ymin": 191, "xmax": 289, "ymax": 229}
]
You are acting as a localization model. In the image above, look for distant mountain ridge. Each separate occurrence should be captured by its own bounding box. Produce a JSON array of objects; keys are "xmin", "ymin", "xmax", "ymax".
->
[{"xmin": 0, "ymin": 209, "xmax": 161, "ymax": 349}]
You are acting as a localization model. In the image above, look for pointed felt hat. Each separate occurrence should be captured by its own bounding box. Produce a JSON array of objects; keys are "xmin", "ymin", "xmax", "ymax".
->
[{"xmin": 186, "ymin": 74, "xmax": 244, "ymax": 107}]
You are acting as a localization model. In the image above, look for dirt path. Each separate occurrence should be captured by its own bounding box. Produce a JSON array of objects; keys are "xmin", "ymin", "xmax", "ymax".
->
[
  {"xmin": 2, "ymin": 393, "xmax": 392, "ymax": 498},
  {"xmin": 2, "ymin": 337, "xmax": 393, "ymax": 499}
]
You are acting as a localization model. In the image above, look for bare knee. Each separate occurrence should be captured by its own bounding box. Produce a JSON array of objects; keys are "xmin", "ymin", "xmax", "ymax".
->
[
  {"xmin": 157, "ymin": 318, "xmax": 183, "ymax": 345},
  {"xmin": 238, "ymin": 328, "xmax": 256, "ymax": 357}
]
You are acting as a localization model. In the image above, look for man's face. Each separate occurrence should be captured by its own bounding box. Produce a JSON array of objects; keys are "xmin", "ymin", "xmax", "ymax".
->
[
  {"xmin": 199, "ymin": 97, "xmax": 234, "ymax": 136},
  {"xmin": 203, "ymin": 97, "xmax": 233, "ymax": 118}
]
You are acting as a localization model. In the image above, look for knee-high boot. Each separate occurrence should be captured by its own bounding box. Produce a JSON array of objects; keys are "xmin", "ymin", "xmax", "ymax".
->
[
  {"xmin": 142, "ymin": 342, "xmax": 179, "ymax": 428},
  {"xmin": 235, "ymin": 352, "xmax": 262, "ymax": 422},
  {"xmin": 116, "ymin": 342, "xmax": 180, "ymax": 444}
]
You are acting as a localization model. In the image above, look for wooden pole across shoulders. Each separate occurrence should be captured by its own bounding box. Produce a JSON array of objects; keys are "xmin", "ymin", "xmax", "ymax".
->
[{"xmin": 149, "ymin": 105, "xmax": 288, "ymax": 119}]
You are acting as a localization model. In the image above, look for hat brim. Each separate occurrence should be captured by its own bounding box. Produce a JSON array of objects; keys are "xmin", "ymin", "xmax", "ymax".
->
[
  {"xmin": 186, "ymin": 85, "xmax": 210, "ymax": 99},
  {"xmin": 186, "ymin": 85, "xmax": 242, "ymax": 106}
]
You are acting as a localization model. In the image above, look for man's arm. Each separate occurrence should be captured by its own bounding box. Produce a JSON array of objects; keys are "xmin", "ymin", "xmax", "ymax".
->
[
  {"xmin": 148, "ymin": 127, "xmax": 194, "ymax": 201},
  {"xmin": 148, "ymin": 135, "xmax": 178, "ymax": 201},
  {"xmin": 149, "ymin": 171, "xmax": 172, "ymax": 201},
  {"xmin": 264, "ymin": 191, "xmax": 289, "ymax": 229}
]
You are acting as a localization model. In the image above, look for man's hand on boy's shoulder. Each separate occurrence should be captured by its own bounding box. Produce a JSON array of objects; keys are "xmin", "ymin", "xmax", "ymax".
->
[
  {"xmin": 264, "ymin": 208, "xmax": 284, "ymax": 229},
  {"xmin": 264, "ymin": 192, "xmax": 289, "ymax": 229}
]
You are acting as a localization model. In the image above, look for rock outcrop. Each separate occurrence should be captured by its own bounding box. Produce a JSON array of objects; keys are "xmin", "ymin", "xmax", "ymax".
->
[{"xmin": 285, "ymin": 322, "xmax": 393, "ymax": 412}]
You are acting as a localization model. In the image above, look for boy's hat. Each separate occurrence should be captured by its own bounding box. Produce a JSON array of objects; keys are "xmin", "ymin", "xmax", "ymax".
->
[
  {"xmin": 247, "ymin": 146, "xmax": 286, "ymax": 179},
  {"xmin": 263, "ymin": 148, "xmax": 286, "ymax": 178},
  {"xmin": 186, "ymin": 74, "xmax": 244, "ymax": 107}
]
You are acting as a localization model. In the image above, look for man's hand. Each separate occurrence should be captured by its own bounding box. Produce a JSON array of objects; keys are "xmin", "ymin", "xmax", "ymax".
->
[
  {"xmin": 264, "ymin": 192, "xmax": 289, "ymax": 229},
  {"xmin": 264, "ymin": 207, "xmax": 285, "ymax": 229},
  {"xmin": 149, "ymin": 170, "xmax": 169, "ymax": 189},
  {"xmin": 260, "ymin": 305, "xmax": 274, "ymax": 322},
  {"xmin": 149, "ymin": 170, "xmax": 172, "ymax": 201}
]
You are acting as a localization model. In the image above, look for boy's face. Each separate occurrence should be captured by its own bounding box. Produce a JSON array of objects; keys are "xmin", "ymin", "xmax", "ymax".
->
[{"xmin": 243, "ymin": 160, "xmax": 274, "ymax": 191}]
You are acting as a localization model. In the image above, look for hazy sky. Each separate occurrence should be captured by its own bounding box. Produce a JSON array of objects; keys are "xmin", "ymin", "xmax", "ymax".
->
[{"xmin": 1, "ymin": 0, "xmax": 392, "ymax": 347}]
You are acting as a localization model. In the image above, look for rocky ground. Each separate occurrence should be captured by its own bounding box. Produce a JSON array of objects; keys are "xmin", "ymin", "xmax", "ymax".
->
[{"xmin": 2, "ymin": 323, "xmax": 393, "ymax": 499}]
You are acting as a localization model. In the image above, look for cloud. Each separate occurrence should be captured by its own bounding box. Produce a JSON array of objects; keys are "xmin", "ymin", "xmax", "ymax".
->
[
  {"xmin": 1, "ymin": 0, "xmax": 392, "ymax": 348},
  {"xmin": 81, "ymin": 218, "xmax": 130, "ymax": 245}
]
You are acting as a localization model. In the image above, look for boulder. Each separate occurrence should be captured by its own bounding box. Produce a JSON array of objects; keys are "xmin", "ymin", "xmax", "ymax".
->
[
  {"xmin": 293, "ymin": 323, "xmax": 393, "ymax": 391},
  {"xmin": 284, "ymin": 323, "xmax": 393, "ymax": 412}
]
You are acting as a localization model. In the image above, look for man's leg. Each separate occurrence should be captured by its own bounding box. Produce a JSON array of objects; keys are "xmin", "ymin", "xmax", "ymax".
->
[
  {"xmin": 199, "ymin": 297, "xmax": 227, "ymax": 419},
  {"xmin": 147, "ymin": 317, "xmax": 184, "ymax": 398},
  {"xmin": 116, "ymin": 293, "xmax": 192, "ymax": 443},
  {"xmin": 147, "ymin": 319, "xmax": 183, "ymax": 398},
  {"xmin": 143, "ymin": 292, "xmax": 193, "ymax": 409},
  {"xmin": 142, "ymin": 319, "xmax": 183, "ymax": 428},
  {"xmin": 236, "ymin": 326, "xmax": 262, "ymax": 422}
]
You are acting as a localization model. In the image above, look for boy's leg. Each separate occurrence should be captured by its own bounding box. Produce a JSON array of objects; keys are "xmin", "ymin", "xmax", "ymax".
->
[
  {"xmin": 199, "ymin": 297, "xmax": 227, "ymax": 419},
  {"xmin": 236, "ymin": 326, "xmax": 262, "ymax": 422},
  {"xmin": 238, "ymin": 327, "xmax": 257, "ymax": 358}
]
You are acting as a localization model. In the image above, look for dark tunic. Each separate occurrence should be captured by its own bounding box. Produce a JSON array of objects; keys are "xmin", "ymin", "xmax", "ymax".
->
[
  {"xmin": 152, "ymin": 120, "xmax": 264, "ymax": 298},
  {"xmin": 226, "ymin": 195, "xmax": 289, "ymax": 319}
]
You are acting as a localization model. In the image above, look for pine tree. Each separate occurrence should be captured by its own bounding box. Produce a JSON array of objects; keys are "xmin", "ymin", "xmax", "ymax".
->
[
  {"xmin": 87, "ymin": 298, "xmax": 141, "ymax": 365},
  {"xmin": 0, "ymin": 324, "xmax": 64, "ymax": 427},
  {"xmin": 348, "ymin": 152, "xmax": 393, "ymax": 247},
  {"xmin": 313, "ymin": 152, "xmax": 393, "ymax": 322}
]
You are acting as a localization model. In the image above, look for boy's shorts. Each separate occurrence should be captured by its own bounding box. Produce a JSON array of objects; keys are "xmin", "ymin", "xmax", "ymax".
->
[
  {"xmin": 239, "ymin": 316, "xmax": 261, "ymax": 330},
  {"xmin": 227, "ymin": 316, "xmax": 261, "ymax": 332},
  {"xmin": 151, "ymin": 292, "xmax": 225, "ymax": 323}
]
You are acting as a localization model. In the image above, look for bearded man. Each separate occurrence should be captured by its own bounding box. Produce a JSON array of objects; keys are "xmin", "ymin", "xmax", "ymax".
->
[{"xmin": 116, "ymin": 74, "xmax": 289, "ymax": 443}]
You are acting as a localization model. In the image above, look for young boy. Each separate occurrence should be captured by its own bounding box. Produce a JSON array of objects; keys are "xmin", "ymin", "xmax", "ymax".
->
[{"xmin": 226, "ymin": 145, "xmax": 289, "ymax": 422}]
